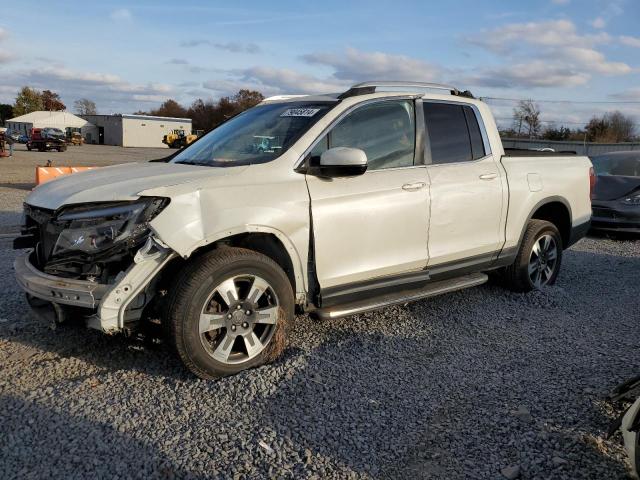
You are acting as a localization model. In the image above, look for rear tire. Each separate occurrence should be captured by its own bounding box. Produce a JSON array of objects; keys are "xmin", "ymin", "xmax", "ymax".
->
[
  {"xmin": 165, "ymin": 247, "xmax": 294, "ymax": 379},
  {"xmin": 504, "ymin": 220, "xmax": 563, "ymax": 292}
]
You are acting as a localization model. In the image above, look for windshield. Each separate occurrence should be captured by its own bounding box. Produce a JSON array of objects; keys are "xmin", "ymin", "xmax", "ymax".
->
[
  {"xmin": 591, "ymin": 153, "xmax": 640, "ymax": 177},
  {"xmin": 171, "ymin": 102, "xmax": 333, "ymax": 167}
]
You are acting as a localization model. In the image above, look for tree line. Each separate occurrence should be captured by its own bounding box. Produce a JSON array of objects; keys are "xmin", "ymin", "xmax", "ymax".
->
[
  {"xmin": 0, "ymin": 86, "xmax": 97, "ymax": 125},
  {"xmin": 3, "ymin": 85, "xmax": 637, "ymax": 144},
  {"xmin": 502, "ymin": 99, "xmax": 638, "ymax": 143},
  {"xmin": 134, "ymin": 89, "xmax": 264, "ymax": 132},
  {"xmin": 0, "ymin": 86, "xmax": 263, "ymax": 134}
]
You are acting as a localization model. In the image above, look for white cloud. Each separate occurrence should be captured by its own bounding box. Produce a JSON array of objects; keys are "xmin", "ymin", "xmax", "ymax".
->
[
  {"xmin": 620, "ymin": 35, "xmax": 640, "ymax": 48},
  {"xmin": 203, "ymin": 78, "xmax": 281, "ymax": 97},
  {"xmin": 215, "ymin": 42, "xmax": 261, "ymax": 54},
  {"xmin": 1, "ymin": 65, "xmax": 174, "ymax": 111},
  {"xmin": 610, "ymin": 87, "xmax": 640, "ymax": 101},
  {"xmin": 202, "ymin": 47, "xmax": 443, "ymax": 97},
  {"xmin": 131, "ymin": 94, "xmax": 170, "ymax": 103},
  {"xmin": 465, "ymin": 61, "xmax": 590, "ymax": 88},
  {"xmin": 591, "ymin": 17, "xmax": 606, "ymax": 29},
  {"xmin": 468, "ymin": 20, "xmax": 610, "ymax": 53},
  {"xmin": 560, "ymin": 46, "xmax": 631, "ymax": 75},
  {"xmin": 0, "ymin": 26, "xmax": 12, "ymax": 61},
  {"xmin": 110, "ymin": 8, "xmax": 132, "ymax": 22},
  {"xmin": 302, "ymin": 48, "xmax": 442, "ymax": 82},
  {"xmin": 179, "ymin": 39, "xmax": 261, "ymax": 53},
  {"xmin": 164, "ymin": 58, "xmax": 213, "ymax": 74},
  {"xmin": 243, "ymin": 66, "xmax": 347, "ymax": 93},
  {"xmin": 465, "ymin": 20, "xmax": 632, "ymax": 89}
]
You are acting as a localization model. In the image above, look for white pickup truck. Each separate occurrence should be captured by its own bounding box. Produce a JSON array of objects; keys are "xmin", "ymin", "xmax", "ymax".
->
[{"xmin": 13, "ymin": 81, "xmax": 593, "ymax": 379}]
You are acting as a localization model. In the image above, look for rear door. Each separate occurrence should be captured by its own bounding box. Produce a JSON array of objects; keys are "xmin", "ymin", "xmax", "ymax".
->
[
  {"xmin": 305, "ymin": 99, "xmax": 430, "ymax": 290},
  {"xmin": 423, "ymin": 101, "xmax": 506, "ymax": 269}
]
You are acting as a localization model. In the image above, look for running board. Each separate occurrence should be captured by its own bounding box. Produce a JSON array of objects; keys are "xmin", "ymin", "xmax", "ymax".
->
[{"xmin": 312, "ymin": 272, "xmax": 488, "ymax": 320}]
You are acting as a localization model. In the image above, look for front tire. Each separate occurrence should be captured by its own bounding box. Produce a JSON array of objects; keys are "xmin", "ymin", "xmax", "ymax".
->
[
  {"xmin": 166, "ymin": 247, "xmax": 294, "ymax": 379},
  {"xmin": 504, "ymin": 220, "xmax": 563, "ymax": 292}
]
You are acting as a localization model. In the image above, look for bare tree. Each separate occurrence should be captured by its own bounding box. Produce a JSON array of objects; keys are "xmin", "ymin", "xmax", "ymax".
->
[
  {"xmin": 607, "ymin": 111, "xmax": 635, "ymax": 142},
  {"xmin": 138, "ymin": 90, "xmax": 265, "ymax": 132},
  {"xmin": 74, "ymin": 98, "xmax": 97, "ymax": 115},
  {"xmin": 513, "ymin": 100, "xmax": 541, "ymax": 138},
  {"xmin": 586, "ymin": 111, "xmax": 636, "ymax": 143}
]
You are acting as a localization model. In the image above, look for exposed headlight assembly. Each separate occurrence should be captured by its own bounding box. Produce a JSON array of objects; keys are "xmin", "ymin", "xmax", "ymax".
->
[{"xmin": 52, "ymin": 197, "xmax": 168, "ymax": 257}]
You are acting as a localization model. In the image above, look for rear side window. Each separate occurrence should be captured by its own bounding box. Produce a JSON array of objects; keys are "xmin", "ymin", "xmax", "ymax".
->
[{"xmin": 423, "ymin": 102, "xmax": 486, "ymax": 164}]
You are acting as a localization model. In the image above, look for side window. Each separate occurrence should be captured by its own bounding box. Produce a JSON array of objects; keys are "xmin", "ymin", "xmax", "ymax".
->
[
  {"xmin": 423, "ymin": 102, "xmax": 480, "ymax": 164},
  {"xmin": 464, "ymin": 106, "xmax": 486, "ymax": 160},
  {"xmin": 310, "ymin": 100, "xmax": 416, "ymax": 170}
]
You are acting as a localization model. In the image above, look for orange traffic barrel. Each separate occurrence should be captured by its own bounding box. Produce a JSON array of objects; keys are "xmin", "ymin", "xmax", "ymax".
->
[{"xmin": 35, "ymin": 166, "xmax": 97, "ymax": 185}]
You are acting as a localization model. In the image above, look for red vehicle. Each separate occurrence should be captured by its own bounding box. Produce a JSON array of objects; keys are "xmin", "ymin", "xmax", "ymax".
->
[
  {"xmin": 0, "ymin": 131, "xmax": 9, "ymax": 157},
  {"xmin": 27, "ymin": 128, "xmax": 67, "ymax": 152}
]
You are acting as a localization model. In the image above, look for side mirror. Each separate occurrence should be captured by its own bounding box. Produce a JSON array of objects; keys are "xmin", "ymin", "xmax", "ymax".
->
[{"xmin": 310, "ymin": 147, "xmax": 368, "ymax": 177}]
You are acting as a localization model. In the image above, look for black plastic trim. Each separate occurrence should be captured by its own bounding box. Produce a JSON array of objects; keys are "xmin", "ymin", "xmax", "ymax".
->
[
  {"xmin": 492, "ymin": 246, "xmax": 518, "ymax": 268},
  {"xmin": 504, "ymin": 148, "xmax": 577, "ymax": 157},
  {"xmin": 320, "ymin": 269, "xmax": 431, "ymax": 308},
  {"xmin": 428, "ymin": 252, "xmax": 496, "ymax": 281},
  {"xmin": 568, "ymin": 219, "xmax": 591, "ymax": 246},
  {"xmin": 318, "ymin": 249, "xmax": 506, "ymax": 309},
  {"xmin": 511, "ymin": 195, "xmax": 573, "ymax": 252}
]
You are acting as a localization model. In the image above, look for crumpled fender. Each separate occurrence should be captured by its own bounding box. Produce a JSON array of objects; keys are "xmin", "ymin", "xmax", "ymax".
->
[{"xmin": 143, "ymin": 176, "xmax": 310, "ymax": 297}]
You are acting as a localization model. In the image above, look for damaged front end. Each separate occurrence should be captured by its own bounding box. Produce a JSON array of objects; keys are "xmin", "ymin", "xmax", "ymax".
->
[{"xmin": 13, "ymin": 197, "xmax": 177, "ymax": 333}]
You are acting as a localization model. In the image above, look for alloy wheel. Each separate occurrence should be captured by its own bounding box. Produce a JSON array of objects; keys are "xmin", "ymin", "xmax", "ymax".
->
[
  {"xmin": 198, "ymin": 274, "xmax": 279, "ymax": 364},
  {"xmin": 528, "ymin": 234, "xmax": 558, "ymax": 289}
]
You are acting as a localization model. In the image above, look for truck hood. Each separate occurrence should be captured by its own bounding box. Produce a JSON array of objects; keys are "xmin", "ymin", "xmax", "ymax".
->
[{"xmin": 26, "ymin": 162, "xmax": 248, "ymax": 210}]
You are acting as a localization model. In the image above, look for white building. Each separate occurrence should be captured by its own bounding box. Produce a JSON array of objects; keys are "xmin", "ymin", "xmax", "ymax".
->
[
  {"xmin": 80, "ymin": 114, "xmax": 192, "ymax": 148},
  {"xmin": 6, "ymin": 111, "xmax": 97, "ymax": 139}
]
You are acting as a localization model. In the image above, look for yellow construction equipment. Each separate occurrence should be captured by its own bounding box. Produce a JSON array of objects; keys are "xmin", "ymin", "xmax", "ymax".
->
[
  {"xmin": 69, "ymin": 132, "xmax": 84, "ymax": 146},
  {"xmin": 162, "ymin": 129, "xmax": 200, "ymax": 148}
]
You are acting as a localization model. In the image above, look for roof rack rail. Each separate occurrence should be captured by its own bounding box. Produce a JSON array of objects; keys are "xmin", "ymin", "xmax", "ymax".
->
[
  {"xmin": 338, "ymin": 81, "xmax": 461, "ymax": 99},
  {"xmin": 263, "ymin": 94, "xmax": 308, "ymax": 101}
]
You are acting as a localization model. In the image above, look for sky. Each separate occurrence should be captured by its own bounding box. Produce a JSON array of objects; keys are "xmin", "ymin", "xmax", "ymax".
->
[{"xmin": 0, "ymin": 0, "xmax": 639, "ymax": 128}]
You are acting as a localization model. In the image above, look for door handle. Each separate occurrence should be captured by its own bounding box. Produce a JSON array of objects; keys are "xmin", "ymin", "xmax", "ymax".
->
[
  {"xmin": 402, "ymin": 182, "xmax": 426, "ymax": 191},
  {"xmin": 479, "ymin": 173, "xmax": 498, "ymax": 180}
]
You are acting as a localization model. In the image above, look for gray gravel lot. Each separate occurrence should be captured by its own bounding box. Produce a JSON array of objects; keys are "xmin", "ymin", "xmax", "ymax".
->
[{"xmin": 1, "ymin": 147, "xmax": 639, "ymax": 479}]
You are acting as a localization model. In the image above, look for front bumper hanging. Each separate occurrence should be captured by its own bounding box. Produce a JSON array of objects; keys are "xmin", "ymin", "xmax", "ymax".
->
[
  {"xmin": 14, "ymin": 253, "xmax": 110, "ymax": 308},
  {"xmin": 14, "ymin": 237, "xmax": 177, "ymax": 333}
]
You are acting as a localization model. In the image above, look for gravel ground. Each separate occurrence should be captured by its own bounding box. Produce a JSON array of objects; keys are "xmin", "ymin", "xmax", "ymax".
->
[{"xmin": 0, "ymin": 151, "xmax": 639, "ymax": 478}]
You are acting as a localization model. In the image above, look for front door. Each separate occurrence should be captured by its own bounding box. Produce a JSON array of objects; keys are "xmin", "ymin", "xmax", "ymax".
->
[
  {"xmin": 305, "ymin": 99, "xmax": 430, "ymax": 290},
  {"xmin": 422, "ymin": 101, "xmax": 505, "ymax": 268}
]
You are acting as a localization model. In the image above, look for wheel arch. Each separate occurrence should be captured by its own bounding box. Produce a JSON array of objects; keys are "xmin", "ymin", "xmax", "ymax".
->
[
  {"xmin": 520, "ymin": 196, "xmax": 572, "ymax": 249},
  {"xmin": 183, "ymin": 226, "xmax": 306, "ymax": 302}
]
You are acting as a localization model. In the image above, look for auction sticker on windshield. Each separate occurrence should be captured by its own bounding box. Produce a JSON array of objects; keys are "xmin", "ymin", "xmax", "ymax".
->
[{"xmin": 280, "ymin": 108, "xmax": 321, "ymax": 117}]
